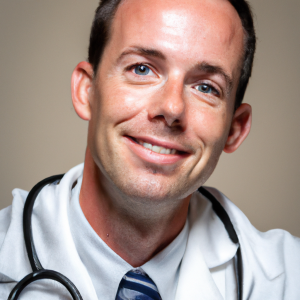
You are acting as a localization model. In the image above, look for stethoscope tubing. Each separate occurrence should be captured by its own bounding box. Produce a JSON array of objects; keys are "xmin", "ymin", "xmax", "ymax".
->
[
  {"xmin": 8, "ymin": 269, "xmax": 83, "ymax": 300},
  {"xmin": 8, "ymin": 174, "xmax": 83, "ymax": 300},
  {"xmin": 23, "ymin": 174, "xmax": 64, "ymax": 272},
  {"xmin": 199, "ymin": 187, "xmax": 243, "ymax": 300},
  {"xmin": 8, "ymin": 176, "xmax": 243, "ymax": 300}
]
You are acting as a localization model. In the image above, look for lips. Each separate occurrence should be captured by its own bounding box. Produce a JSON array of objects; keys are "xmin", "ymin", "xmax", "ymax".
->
[
  {"xmin": 127, "ymin": 136, "xmax": 189, "ymax": 155},
  {"xmin": 124, "ymin": 135, "xmax": 190, "ymax": 165}
]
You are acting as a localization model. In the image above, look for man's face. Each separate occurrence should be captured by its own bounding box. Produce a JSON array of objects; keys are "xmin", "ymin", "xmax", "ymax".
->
[{"xmin": 87, "ymin": 0, "xmax": 245, "ymax": 203}]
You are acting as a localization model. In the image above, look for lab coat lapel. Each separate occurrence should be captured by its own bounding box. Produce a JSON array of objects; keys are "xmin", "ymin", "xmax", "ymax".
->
[
  {"xmin": 205, "ymin": 187, "xmax": 287, "ymax": 300},
  {"xmin": 32, "ymin": 164, "xmax": 98, "ymax": 300},
  {"xmin": 175, "ymin": 193, "xmax": 224, "ymax": 300},
  {"xmin": 175, "ymin": 231, "xmax": 223, "ymax": 300},
  {"xmin": 0, "ymin": 164, "xmax": 99, "ymax": 300},
  {"xmin": 0, "ymin": 189, "xmax": 32, "ymax": 281}
]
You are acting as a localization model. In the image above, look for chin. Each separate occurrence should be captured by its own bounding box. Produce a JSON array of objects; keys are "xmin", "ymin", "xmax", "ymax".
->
[
  {"xmin": 113, "ymin": 173, "xmax": 182, "ymax": 203},
  {"xmin": 112, "ymin": 167, "xmax": 199, "ymax": 206}
]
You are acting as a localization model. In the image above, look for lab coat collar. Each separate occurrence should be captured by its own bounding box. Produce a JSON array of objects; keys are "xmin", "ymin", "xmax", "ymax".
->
[
  {"xmin": 206, "ymin": 187, "xmax": 286, "ymax": 300},
  {"xmin": 175, "ymin": 190, "xmax": 239, "ymax": 300},
  {"xmin": 190, "ymin": 190, "xmax": 239, "ymax": 269},
  {"xmin": 0, "ymin": 164, "xmax": 99, "ymax": 300}
]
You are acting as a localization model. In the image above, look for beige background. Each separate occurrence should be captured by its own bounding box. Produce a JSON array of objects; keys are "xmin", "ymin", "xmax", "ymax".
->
[{"xmin": 0, "ymin": 1, "xmax": 299, "ymax": 236}]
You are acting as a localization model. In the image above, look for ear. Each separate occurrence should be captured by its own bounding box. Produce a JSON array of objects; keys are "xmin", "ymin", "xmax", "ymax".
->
[
  {"xmin": 71, "ymin": 61, "xmax": 94, "ymax": 121},
  {"xmin": 223, "ymin": 103, "xmax": 252, "ymax": 153}
]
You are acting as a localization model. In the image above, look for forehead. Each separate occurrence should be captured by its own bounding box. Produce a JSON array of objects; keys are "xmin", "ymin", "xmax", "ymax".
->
[{"xmin": 106, "ymin": 0, "xmax": 244, "ymax": 83}]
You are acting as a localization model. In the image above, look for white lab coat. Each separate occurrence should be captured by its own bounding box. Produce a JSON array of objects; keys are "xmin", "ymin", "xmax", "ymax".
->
[{"xmin": 0, "ymin": 164, "xmax": 299, "ymax": 299}]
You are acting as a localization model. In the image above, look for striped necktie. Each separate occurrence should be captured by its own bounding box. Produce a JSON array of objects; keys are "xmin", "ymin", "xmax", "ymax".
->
[{"xmin": 115, "ymin": 269, "xmax": 162, "ymax": 300}]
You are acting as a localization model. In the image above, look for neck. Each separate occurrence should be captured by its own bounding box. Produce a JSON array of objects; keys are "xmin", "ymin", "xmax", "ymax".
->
[{"xmin": 79, "ymin": 147, "xmax": 190, "ymax": 267}]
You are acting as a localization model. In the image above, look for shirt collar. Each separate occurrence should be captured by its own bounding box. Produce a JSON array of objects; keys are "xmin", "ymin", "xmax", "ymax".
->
[{"xmin": 141, "ymin": 217, "xmax": 188, "ymax": 300}]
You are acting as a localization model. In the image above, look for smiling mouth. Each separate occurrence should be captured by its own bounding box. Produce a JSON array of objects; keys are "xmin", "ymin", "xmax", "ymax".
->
[{"xmin": 127, "ymin": 136, "xmax": 186, "ymax": 155}]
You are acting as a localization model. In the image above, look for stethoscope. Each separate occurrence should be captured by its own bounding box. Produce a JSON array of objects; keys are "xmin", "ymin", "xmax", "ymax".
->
[{"xmin": 8, "ymin": 175, "xmax": 243, "ymax": 300}]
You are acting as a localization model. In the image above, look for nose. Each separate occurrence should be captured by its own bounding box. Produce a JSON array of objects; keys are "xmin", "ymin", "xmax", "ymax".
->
[{"xmin": 148, "ymin": 76, "xmax": 186, "ymax": 128}]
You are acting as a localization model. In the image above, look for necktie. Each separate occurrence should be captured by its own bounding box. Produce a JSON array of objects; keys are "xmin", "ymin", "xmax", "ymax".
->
[{"xmin": 115, "ymin": 269, "xmax": 162, "ymax": 300}]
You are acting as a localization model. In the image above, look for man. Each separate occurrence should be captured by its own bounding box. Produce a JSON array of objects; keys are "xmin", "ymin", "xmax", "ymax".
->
[{"xmin": 0, "ymin": 0, "xmax": 299, "ymax": 299}]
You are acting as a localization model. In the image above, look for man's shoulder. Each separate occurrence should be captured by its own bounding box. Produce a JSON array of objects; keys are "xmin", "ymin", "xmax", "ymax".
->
[
  {"xmin": 0, "ymin": 188, "xmax": 28, "ymax": 283},
  {"xmin": 0, "ymin": 188, "xmax": 28, "ymax": 246},
  {"xmin": 0, "ymin": 206, "xmax": 12, "ymax": 250},
  {"xmin": 203, "ymin": 187, "xmax": 300, "ymax": 283},
  {"xmin": 203, "ymin": 186, "xmax": 300, "ymax": 248},
  {"xmin": 0, "ymin": 164, "xmax": 84, "ymax": 261}
]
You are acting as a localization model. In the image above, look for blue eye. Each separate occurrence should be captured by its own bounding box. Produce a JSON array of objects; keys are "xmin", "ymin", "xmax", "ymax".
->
[
  {"xmin": 134, "ymin": 65, "xmax": 150, "ymax": 76},
  {"xmin": 197, "ymin": 84, "xmax": 213, "ymax": 94}
]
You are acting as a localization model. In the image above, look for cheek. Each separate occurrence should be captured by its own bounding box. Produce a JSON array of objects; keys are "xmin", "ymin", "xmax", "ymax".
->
[
  {"xmin": 97, "ymin": 82, "xmax": 154, "ymax": 124},
  {"xmin": 187, "ymin": 108, "xmax": 231, "ymax": 185},
  {"xmin": 190, "ymin": 106, "xmax": 230, "ymax": 148}
]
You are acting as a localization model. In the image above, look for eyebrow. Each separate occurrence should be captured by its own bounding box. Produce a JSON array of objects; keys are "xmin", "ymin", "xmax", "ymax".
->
[
  {"xmin": 195, "ymin": 62, "xmax": 234, "ymax": 95},
  {"xmin": 117, "ymin": 47, "xmax": 166, "ymax": 63}
]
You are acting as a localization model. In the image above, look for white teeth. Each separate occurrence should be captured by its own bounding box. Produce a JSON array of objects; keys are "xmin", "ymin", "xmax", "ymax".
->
[
  {"xmin": 160, "ymin": 148, "xmax": 166, "ymax": 154},
  {"xmin": 143, "ymin": 143, "xmax": 152, "ymax": 150},
  {"xmin": 152, "ymin": 146, "xmax": 161, "ymax": 153},
  {"xmin": 139, "ymin": 140, "xmax": 177, "ymax": 155}
]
